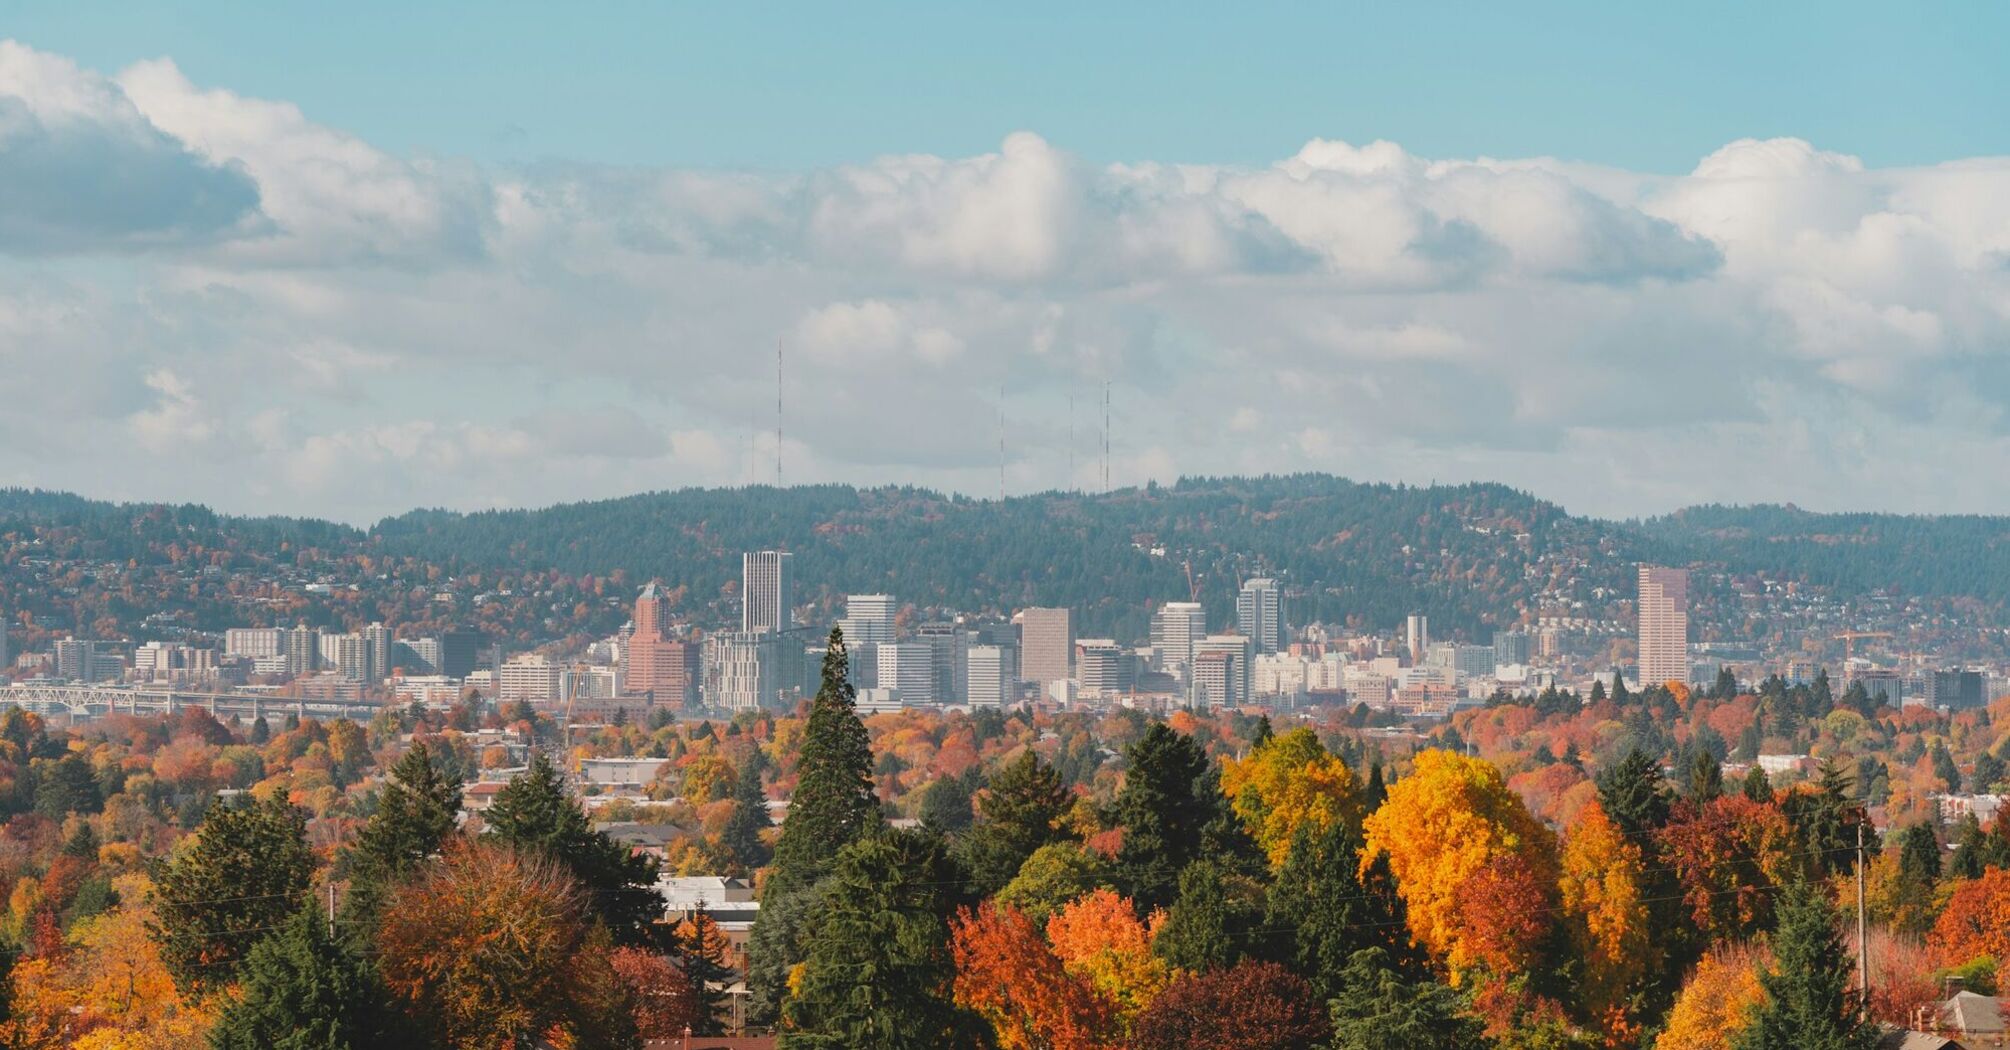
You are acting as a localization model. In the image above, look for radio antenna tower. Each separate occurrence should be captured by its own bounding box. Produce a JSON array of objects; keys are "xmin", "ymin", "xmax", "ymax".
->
[
  {"xmin": 1068, "ymin": 394, "xmax": 1076, "ymax": 493},
  {"xmin": 1102, "ymin": 381, "xmax": 1111, "ymax": 494},
  {"xmin": 998, "ymin": 386, "xmax": 1006, "ymax": 501},
  {"xmin": 775, "ymin": 338, "xmax": 784, "ymax": 488}
]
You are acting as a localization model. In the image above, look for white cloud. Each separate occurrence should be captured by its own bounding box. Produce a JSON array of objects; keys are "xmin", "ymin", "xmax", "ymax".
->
[{"xmin": 4, "ymin": 41, "xmax": 2010, "ymax": 520}]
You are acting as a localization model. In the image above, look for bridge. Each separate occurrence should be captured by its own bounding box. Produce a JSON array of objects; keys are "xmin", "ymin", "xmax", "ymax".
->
[{"xmin": 0, "ymin": 683, "xmax": 385, "ymax": 723}]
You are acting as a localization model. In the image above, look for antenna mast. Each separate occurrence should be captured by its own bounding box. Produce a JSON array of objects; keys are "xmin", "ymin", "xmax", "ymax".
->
[
  {"xmin": 1102, "ymin": 381, "xmax": 1111, "ymax": 494},
  {"xmin": 997, "ymin": 386, "xmax": 1006, "ymax": 502},
  {"xmin": 776, "ymin": 338, "xmax": 784, "ymax": 488}
]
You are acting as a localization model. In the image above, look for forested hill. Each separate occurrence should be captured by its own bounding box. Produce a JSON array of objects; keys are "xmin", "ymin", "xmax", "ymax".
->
[{"xmin": 5, "ymin": 477, "xmax": 2010, "ymax": 644}]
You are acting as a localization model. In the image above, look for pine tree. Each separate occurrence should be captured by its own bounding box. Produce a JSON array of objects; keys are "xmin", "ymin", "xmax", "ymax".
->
[
  {"xmin": 209, "ymin": 904, "xmax": 390, "ymax": 1050},
  {"xmin": 1743, "ymin": 765, "xmax": 1774, "ymax": 803},
  {"xmin": 676, "ymin": 908, "xmax": 735, "ymax": 1035},
  {"xmin": 1265, "ymin": 820, "xmax": 1419, "ymax": 1001},
  {"xmin": 1608, "ymin": 670, "xmax": 1630, "ymax": 705},
  {"xmin": 1596, "ymin": 747, "xmax": 1671, "ymax": 843},
  {"xmin": 1327, "ymin": 948, "xmax": 1489, "ymax": 1050},
  {"xmin": 1895, "ymin": 821, "xmax": 1940, "ymax": 885},
  {"xmin": 954, "ymin": 748, "xmax": 1073, "ymax": 896},
  {"xmin": 1732, "ymin": 882, "xmax": 1878, "ymax": 1050},
  {"xmin": 917, "ymin": 775, "xmax": 976, "ymax": 834},
  {"xmin": 1363, "ymin": 761, "xmax": 1388, "ymax": 812},
  {"xmin": 151, "ymin": 794, "xmax": 316, "ymax": 996},
  {"xmin": 1783, "ymin": 761, "xmax": 1861, "ymax": 881},
  {"xmin": 1947, "ymin": 813, "xmax": 1989, "ymax": 880},
  {"xmin": 1688, "ymin": 747, "xmax": 1724, "ymax": 802},
  {"xmin": 251, "ymin": 714, "xmax": 272, "ymax": 745},
  {"xmin": 779, "ymin": 830, "xmax": 979, "ymax": 1049},
  {"xmin": 343, "ymin": 740, "xmax": 461, "ymax": 932},
  {"xmin": 716, "ymin": 749, "xmax": 774, "ymax": 873},
  {"xmin": 768, "ymin": 629, "xmax": 879, "ymax": 899},
  {"xmin": 1153, "ymin": 859, "xmax": 1263, "ymax": 972},
  {"xmin": 1112, "ymin": 722, "xmax": 1217, "ymax": 910},
  {"xmin": 484, "ymin": 751, "xmax": 661, "ymax": 945}
]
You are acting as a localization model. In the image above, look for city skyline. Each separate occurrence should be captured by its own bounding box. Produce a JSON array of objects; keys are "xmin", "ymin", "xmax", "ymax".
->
[{"xmin": 2, "ymin": 25, "xmax": 2010, "ymax": 521}]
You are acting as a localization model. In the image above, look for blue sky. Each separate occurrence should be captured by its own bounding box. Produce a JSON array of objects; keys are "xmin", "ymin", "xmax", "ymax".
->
[
  {"xmin": 1, "ymin": 13, "xmax": 2009, "ymax": 521},
  {"xmin": 14, "ymin": 2, "xmax": 2008, "ymax": 172}
]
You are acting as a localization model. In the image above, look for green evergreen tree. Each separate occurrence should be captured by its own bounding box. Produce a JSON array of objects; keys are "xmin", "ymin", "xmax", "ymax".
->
[
  {"xmin": 954, "ymin": 748, "xmax": 1073, "ymax": 897},
  {"xmin": 778, "ymin": 830, "xmax": 978, "ymax": 1050},
  {"xmin": 744, "ymin": 880, "xmax": 829, "ymax": 1028},
  {"xmin": 483, "ymin": 751, "xmax": 661, "ymax": 945},
  {"xmin": 1731, "ymin": 882, "xmax": 1878, "ymax": 1050},
  {"xmin": 150, "ymin": 794, "xmax": 316, "ymax": 995},
  {"xmin": 1265, "ymin": 821, "xmax": 1419, "ymax": 1001},
  {"xmin": 1743, "ymin": 765, "xmax": 1774, "ymax": 803},
  {"xmin": 1947, "ymin": 813, "xmax": 1989, "ymax": 880},
  {"xmin": 1595, "ymin": 747, "xmax": 1671, "ymax": 843},
  {"xmin": 208, "ymin": 904, "xmax": 391, "ymax": 1050},
  {"xmin": 1608, "ymin": 671, "xmax": 1630, "ymax": 706},
  {"xmin": 1687, "ymin": 747, "xmax": 1724, "ymax": 802},
  {"xmin": 716, "ymin": 748, "xmax": 774, "ymax": 873},
  {"xmin": 1362, "ymin": 761, "xmax": 1388, "ymax": 812},
  {"xmin": 1153, "ymin": 859, "xmax": 1263, "ymax": 972},
  {"xmin": 342, "ymin": 740, "xmax": 461, "ymax": 932},
  {"xmin": 1328, "ymin": 948, "xmax": 1490, "ymax": 1050},
  {"xmin": 251, "ymin": 715, "xmax": 272, "ymax": 745},
  {"xmin": 677, "ymin": 907, "xmax": 736, "ymax": 1036},
  {"xmin": 1112, "ymin": 722, "xmax": 1217, "ymax": 910},
  {"xmin": 1713, "ymin": 666, "xmax": 1740, "ymax": 700},
  {"xmin": 917, "ymin": 774, "xmax": 976, "ymax": 834},
  {"xmin": 1782, "ymin": 761, "xmax": 1862, "ymax": 881},
  {"xmin": 1894, "ymin": 821, "xmax": 1940, "ymax": 885},
  {"xmin": 768, "ymin": 629, "xmax": 879, "ymax": 899}
]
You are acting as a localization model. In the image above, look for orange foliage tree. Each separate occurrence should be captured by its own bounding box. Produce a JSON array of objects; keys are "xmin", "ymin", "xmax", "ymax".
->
[
  {"xmin": 1361, "ymin": 749, "xmax": 1560, "ymax": 982},
  {"xmin": 1653, "ymin": 943, "xmax": 1768, "ymax": 1050},
  {"xmin": 1655, "ymin": 795, "xmax": 1797, "ymax": 945},
  {"xmin": 1044, "ymin": 889, "xmax": 1168, "ymax": 1030},
  {"xmin": 950, "ymin": 903, "xmax": 1117, "ymax": 1050},
  {"xmin": 1931, "ymin": 866, "xmax": 2010, "ymax": 968},
  {"xmin": 1559, "ymin": 800, "xmax": 1653, "ymax": 1023},
  {"xmin": 607, "ymin": 947, "xmax": 703, "ymax": 1039}
]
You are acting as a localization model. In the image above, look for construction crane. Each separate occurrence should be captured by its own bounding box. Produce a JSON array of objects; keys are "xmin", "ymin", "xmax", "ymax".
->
[
  {"xmin": 1834, "ymin": 631, "xmax": 1892, "ymax": 665},
  {"xmin": 1183, "ymin": 559, "xmax": 1200, "ymax": 603}
]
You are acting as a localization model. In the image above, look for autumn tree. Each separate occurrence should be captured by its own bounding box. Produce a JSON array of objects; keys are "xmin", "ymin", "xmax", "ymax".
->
[
  {"xmin": 150, "ymin": 793, "xmax": 315, "ymax": 996},
  {"xmin": 1265, "ymin": 818, "xmax": 1418, "ymax": 1001},
  {"xmin": 1931, "ymin": 866, "xmax": 2010, "ymax": 969},
  {"xmin": 780, "ymin": 829, "xmax": 978, "ymax": 1050},
  {"xmin": 1732, "ymin": 881, "xmax": 1878, "ymax": 1050},
  {"xmin": 1218, "ymin": 726, "xmax": 1357, "ymax": 868},
  {"xmin": 1130, "ymin": 960, "xmax": 1328, "ymax": 1050},
  {"xmin": 956, "ymin": 748, "xmax": 1074, "ymax": 897},
  {"xmin": 607, "ymin": 947, "xmax": 703, "ymax": 1039},
  {"xmin": 378, "ymin": 842, "xmax": 636, "ymax": 1050},
  {"xmin": 342, "ymin": 739, "xmax": 461, "ymax": 932},
  {"xmin": 950, "ymin": 903, "xmax": 1116, "ymax": 1050},
  {"xmin": 995, "ymin": 842, "xmax": 1109, "ymax": 923},
  {"xmin": 483, "ymin": 751, "xmax": 660, "ymax": 945},
  {"xmin": 768, "ymin": 629, "xmax": 879, "ymax": 899},
  {"xmin": 1361, "ymin": 749, "xmax": 1560, "ymax": 982},
  {"xmin": 675, "ymin": 909, "xmax": 734, "ymax": 1035},
  {"xmin": 1655, "ymin": 944, "xmax": 1768, "ymax": 1050},
  {"xmin": 209, "ymin": 904, "xmax": 390, "ymax": 1050},
  {"xmin": 1112, "ymin": 723, "xmax": 1220, "ymax": 910},
  {"xmin": 1559, "ymin": 799, "xmax": 1653, "ymax": 1026},
  {"xmin": 1327, "ymin": 948, "xmax": 1489, "ymax": 1050},
  {"xmin": 1046, "ymin": 888, "xmax": 1169, "ymax": 1031}
]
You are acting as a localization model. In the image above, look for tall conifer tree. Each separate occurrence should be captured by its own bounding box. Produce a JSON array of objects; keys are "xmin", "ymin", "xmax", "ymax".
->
[{"xmin": 768, "ymin": 629, "xmax": 879, "ymax": 898}]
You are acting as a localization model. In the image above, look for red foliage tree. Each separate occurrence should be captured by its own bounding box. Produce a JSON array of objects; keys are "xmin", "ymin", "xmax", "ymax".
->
[
  {"xmin": 1129, "ymin": 961, "xmax": 1329, "ymax": 1050},
  {"xmin": 607, "ymin": 947, "xmax": 703, "ymax": 1038}
]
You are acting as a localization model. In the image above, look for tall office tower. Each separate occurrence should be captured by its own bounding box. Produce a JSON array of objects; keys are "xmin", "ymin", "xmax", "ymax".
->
[
  {"xmin": 225, "ymin": 627, "xmax": 284, "ymax": 659},
  {"xmin": 54, "ymin": 638, "xmax": 93, "ymax": 681},
  {"xmin": 440, "ymin": 629, "xmax": 484, "ymax": 679},
  {"xmin": 916, "ymin": 623, "xmax": 964, "ymax": 706},
  {"xmin": 966, "ymin": 644, "xmax": 1011, "ymax": 707},
  {"xmin": 1405, "ymin": 615, "xmax": 1430, "ymax": 664},
  {"xmin": 742, "ymin": 551, "xmax": 794, "ymax": 634},
  {"xmin": 364, "ymin": 622, "xmax": 391, "ymax": 683},
  {"xmin": 704, "ymin": 630, "xmax": 773, "ymax": 711},
  {"xmin": 401, "ymin": 638, "xmax": 442, "ymax": 675},
  {"xmin": 626, "ymin": 582, "xmax": 698, "ymax": 705},
  {"xmin": 1195, "ymin": 634, "xmax": 1254, "ymax": 706},
  {"xmin": 1191, "ymin": 649, "xmax": 1242, "ymax": 708},
  {"xmin": 1016, "ymin": 607, "xmax": 1075, "ymax": 686},
  {"xmin": 1637, "ymin": 565, "xmax": 1690, "ymax": 687},
  {"xmin": 1150, "ymin": 602, "xmax": 1207, "ymax": 677},
  {"xmin": 840, "ymin": 594, "xmax": 897, "ymax": 644},
  {"xmin": 1075, "ymin": 639, "xmax": 1131, "ymax": 696},
  {"xmin": 499, "ymin": 653, "xmax": 561, "ymax": 702},
  {"xmin": 876, "ymin": 642, "xmax": 936, "ymax": 705},
  {"xmin": 1493, "ymin": 629, "xmax": 1531, "ymax": 667},
  {"xmin": 1237, "ymin": 578, "xmax": 1285, "ymax": 654},
  {"xmin": 284, "ymin": 625, "xmax": 320, "ymax": 678}
]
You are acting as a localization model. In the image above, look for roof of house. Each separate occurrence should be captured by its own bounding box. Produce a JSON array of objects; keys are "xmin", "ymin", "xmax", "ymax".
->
[
  {"xmin": 1880, "ymin": 1031, "xmax": 1966, "ymax": 1050},
  {"xmin": 1942, "ymin": 991, "xmax": 2005, "ymax": 1034}
]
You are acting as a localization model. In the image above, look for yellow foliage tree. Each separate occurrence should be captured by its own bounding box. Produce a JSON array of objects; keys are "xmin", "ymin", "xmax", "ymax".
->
[
  {"xmin": 4, "ymin": 875, "xmax": 214, "ymax": 1050},
  {"xmin": 1654, "ymin": 943, "xmax": 1768, "ymax": 1050},
  {"xmin": 1559, "ymin": 800, "xmax": 1653, "ymax": 1026},
  {"xmin": 1219, "ymin": 727, "xmax": 1358, "ymax": 868},
  {"xmin": 1360, "ymin": 749, "xmax": 1560, "ymax": 983}
]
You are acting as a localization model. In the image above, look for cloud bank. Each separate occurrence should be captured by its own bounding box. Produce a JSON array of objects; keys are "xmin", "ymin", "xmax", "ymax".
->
[{"xmin": 1, "ymin": 40, "xmax": 2008, "ymax": 521}]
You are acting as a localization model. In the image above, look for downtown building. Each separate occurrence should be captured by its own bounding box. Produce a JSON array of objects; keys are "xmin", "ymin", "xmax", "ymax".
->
[
  {"xmin": 1237, "ymin": 578, "xmax": 1285, "ymax": 654},
  {"xmin": 625, "ymin": 581, "xmax": 699, "ymax": 706},
  {"xmin": 1150, "ymin": 601, "xmax": 1206, "ymax": 679},
  {"xmin": 742, "ymin": 551, "xmax": 794, "ymax": 634},
  {"xmin": 1016, "ymin": 607, "xmax": 1075, "ymax": 688},
  {"xmin": 1637, "ymin": 565, "xmax": 1690, "ymax": 688}
]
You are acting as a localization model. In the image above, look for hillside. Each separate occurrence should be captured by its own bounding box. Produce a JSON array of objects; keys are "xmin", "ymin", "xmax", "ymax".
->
[{"xmin": 3, "ymin": 476, "xmax": 2008, "ymax": 649}]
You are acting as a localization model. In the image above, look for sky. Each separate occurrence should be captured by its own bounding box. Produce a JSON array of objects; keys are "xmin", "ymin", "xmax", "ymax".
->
[{"xmin": 1, "ymin": 5, "xmax": 2008, "ymax": 522}]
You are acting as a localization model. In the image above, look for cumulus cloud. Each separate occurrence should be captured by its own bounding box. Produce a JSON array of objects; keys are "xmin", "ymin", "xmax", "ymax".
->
[
  {"xmin": 6, "ymin": 40, "xmax": 2010, "ymax": 520},
  {"xmin": 0, "ymin": 41, "xmax": 258, "ymax": 252}
]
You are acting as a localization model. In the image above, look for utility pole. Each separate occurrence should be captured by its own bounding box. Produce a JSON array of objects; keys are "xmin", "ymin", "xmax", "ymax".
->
[
  {"xmin": 1856, "ymin": 820, "xmax": 1870, "ymax": 1013},
  {"xmin": 327, "ymin": 880, "xmax": 337, "ymax": 936}
]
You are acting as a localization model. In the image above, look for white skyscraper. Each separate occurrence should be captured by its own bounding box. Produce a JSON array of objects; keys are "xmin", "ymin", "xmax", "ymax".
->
[
  {"xmin": 742, "ymin": 551, "xmax": 794, "ymax": 634},
  {"xmin": 1638, "ymin": 566, "xmax": 1690, "ymax": 687},
  {"xmin": 876, "ymin": 642, "xmax": 935, "ymax": 705},
  {"xmin": 1194, "ymin": 634, "xmax": 1253, "ymax": 706},
  {"xmin": 966, "ymin": 644, "xmax": 1011, "ymax": 707},
  {"xmin": 840, "ymin": 594, "xmax": 896, "ymax": 644},
  {"xmin": 1238, "ymin": 578, "xmax": 1284, "ymax": 654},
  {"xmin": 1150, "ymin": 601, "xmax": 1206, "ymax": 678},
  {"xmin": 704, "ymin": 630, "xmax": 773, "ymax": 711}
]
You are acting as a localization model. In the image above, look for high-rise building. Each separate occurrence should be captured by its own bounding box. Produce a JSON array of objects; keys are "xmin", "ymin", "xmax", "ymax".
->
[
  {"xmin": 1194, "ymin": 634, "xmax": 1253, "ymax": 706},
  {"xmin": 1405, "ymin": 615, "xmax": 1430, "ymax": 664},
  {"xmin": 626, "ymin": 582, "xmax": 698, "ymax": 705},
  {"xmin": 1637, "ymin": 566, "xmax": 1690, "ymax": 688},
  {"xmin": 1016, "ymin": 607, "xmax": 1074, "ymax": 686},
  {"xmin": 1150, "ymin": 602, "xmax": 1206, "ymax": 677},
  {"xmin": 966, "ymin": 644, "xmax": 1011, "ymax": 707},
  {"xmin": 742, "ymin": 551, "xmax": 794, "ymax": 634},
  {"xmin": 54, "ymin": 638, "xmax": 94, "ymax": 681},
  {"xmin": 1493, "ymin": 630, "xmax": 1531, "ymax": 667},
  {"xmin": 401, "ymin": 638, "xmax": 442, "ymax": 676},
  {"xmin": 1076, "ymin": 639, "xmax": 1131, "ymax": 696},
  {"xmin": 839, "ymin": 594, "xmax": 896, "ymax": 644},
  {"xmin": 704, "ymin": 631, "xmax": 773, "ymax": 711},
  {"xmin": 364, "ymin": 623, "xmax": 391, "ymax": 683},
  {"xmin": 916, "ymin": 622, "xmax": 965, "ymax": 706},
  {"xmin": 284, "ymin": 625, "xmax": 321, "ymax": 678},
  {"xmin": 0, "ymin": 616, "xmax": 9, "ymax": 670},
  {"xmin": 319, "ymin": 632, "xmax": 371, "ymax": 681},
  {"xmin": 499, "ymin": 653, "xmax": 561, "ymax": 702},
  {"xmin": 1237, "ymin": 578, "xmax": 1285, "ymax": 654},
  {"xmin": 225, "ymin": 628, "xmax": 284, "ymax": 659},
  {"xmin": 876, "ymin": 642, "xmax": 935, "ymax": 705},
  {"xmin": 440, "ymin": 629, "xmax": 485, "ymax": 679}
]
